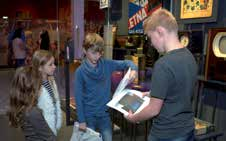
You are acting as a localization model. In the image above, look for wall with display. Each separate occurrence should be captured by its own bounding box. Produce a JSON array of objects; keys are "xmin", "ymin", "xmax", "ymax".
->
[
  {"xmin": 128, "ymin": 0, "xmax": 162, "ymax": 34},
  {"xmin": 172, "ymin": 1, "xmax": 226, "ymax": 141},
  {"xmin": 117, "ymin": 1, "xmax": 226, "ymax": 140}
]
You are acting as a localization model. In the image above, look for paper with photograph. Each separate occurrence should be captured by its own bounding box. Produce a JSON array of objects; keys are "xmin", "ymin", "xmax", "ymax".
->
[
  {"xmin": 107, "ymin": 68, "xmax": 150, "ymax": 116},
  {"xmin": 113, "ymin": 68, "xmax": 131, "ymax": 98}
]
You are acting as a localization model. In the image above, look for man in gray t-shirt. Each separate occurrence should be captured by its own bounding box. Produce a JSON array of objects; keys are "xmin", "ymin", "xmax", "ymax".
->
[{"xmin": 125, "ymin": 9, "xmax": 197, "ymax": 141}]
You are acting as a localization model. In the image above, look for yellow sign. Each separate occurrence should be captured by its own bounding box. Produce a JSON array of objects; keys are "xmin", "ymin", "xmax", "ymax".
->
[{"xmin": 180, "ymin": 0, "xmax": 213, "ymax": 19}]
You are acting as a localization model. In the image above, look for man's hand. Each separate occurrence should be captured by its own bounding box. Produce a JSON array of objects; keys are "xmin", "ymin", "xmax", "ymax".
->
[{"xmin": 79, "ymin": 122, "xmax": 87, "ymax": 132}]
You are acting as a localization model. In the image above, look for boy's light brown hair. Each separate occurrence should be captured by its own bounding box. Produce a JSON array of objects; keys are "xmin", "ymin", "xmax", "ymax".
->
[
  {"xmin": 143, "ymin": 9, "xmax": 178, "ymax": 33},
  {"xmin": 83, "ymin": 33, "xmax": 104, "ymax": 53}
]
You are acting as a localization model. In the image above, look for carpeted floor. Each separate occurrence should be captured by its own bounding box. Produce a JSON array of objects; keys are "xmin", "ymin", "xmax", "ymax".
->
[{"xmin": 0, "ymin": 68, "xmax": 14, "ymax": 115}]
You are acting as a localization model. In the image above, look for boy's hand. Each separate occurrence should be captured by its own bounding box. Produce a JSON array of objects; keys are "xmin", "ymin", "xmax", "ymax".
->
[
  {"xmin": 129, "ymin": 70, "xmax": 138, "ymax": 83},
  {"xmin": 124, "ymin": 110, "xmax": 137, "ymax": 123},
  {"xmin": 142, "ymin": 91, "xmax": 150, "ymax": 97},
  {"xmin": 79, "ymin": 122, "xmax": 87, "ymax": 132}
]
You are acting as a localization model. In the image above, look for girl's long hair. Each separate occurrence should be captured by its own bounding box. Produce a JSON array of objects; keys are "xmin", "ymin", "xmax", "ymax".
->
[
  {"xmin": 31, "ymin": 49, "xmax": 54, "ymax": 91},
  {"xmin": 8, "ymin": 50, "xmax": 53, "ymax": 128},
  {"xmin": 8, "ymin": 66, "xmax": 37, "ymax": 127}
]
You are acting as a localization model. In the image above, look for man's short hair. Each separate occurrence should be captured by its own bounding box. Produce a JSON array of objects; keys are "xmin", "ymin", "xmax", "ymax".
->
[
  {"xmin": 83, "ymin": 33, "xmax": 104, "ymax": 52},
  {"xmin": 143, "ymin": 9, "xmax": 178, "ymax": 33}
]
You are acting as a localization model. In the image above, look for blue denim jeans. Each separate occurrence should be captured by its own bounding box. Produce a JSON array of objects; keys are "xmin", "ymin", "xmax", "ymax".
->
[
  {"xmin": 148, "ymin": 130, "xmax": 194, "ymax": 141},
  {"xmin": 86, "ymin": 115, "xmax": 112, "ymax": 141}
]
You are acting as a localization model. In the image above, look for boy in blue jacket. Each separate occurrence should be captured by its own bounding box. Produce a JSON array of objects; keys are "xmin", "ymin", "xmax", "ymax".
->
[{"xmin": 74, "ymin": 33, "xmax": 138, "ymax": 141}]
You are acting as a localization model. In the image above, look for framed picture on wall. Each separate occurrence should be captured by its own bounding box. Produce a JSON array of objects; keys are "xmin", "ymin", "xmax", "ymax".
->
[{"xmin": 174, "ymin": 0, "xmax": 218, "ymax": 24}]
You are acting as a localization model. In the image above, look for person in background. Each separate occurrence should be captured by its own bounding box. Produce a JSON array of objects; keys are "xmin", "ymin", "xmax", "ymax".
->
[
  {"xmin": 40, "ymin": 30, "xmax": 50, "ymax": 50},
  {"xmin": 125, "ymin": 9, "xmax": 197, "ymax": 141},
  {"xmin": 8, "ymin": 21, "xmax": 26, "ymax": 43},
  {"xmin": 12, "ymin": 37, "xmax": 26, "ymax": 68},
  {"xmin": 8, "ymin": 21, "xmax": 26, "ymax": 67},
  {"xmin": 74, "ymin": 33, "xmax": 138, "ymax": 141},
  {"xmin": 8, "ymin": 66, "xmax": 56, "ymax": 141}
]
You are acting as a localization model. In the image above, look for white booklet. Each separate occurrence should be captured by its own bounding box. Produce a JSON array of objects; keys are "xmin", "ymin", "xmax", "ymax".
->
[{"xmin": 107, "ymin": 68, "xmax": 150, "ymax": 116}]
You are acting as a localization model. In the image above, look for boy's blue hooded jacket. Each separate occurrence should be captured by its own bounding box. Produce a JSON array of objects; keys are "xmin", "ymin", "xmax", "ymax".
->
[{"xmin": 74, "ymin": 58, "xmax": 137, "ymax": 123}]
